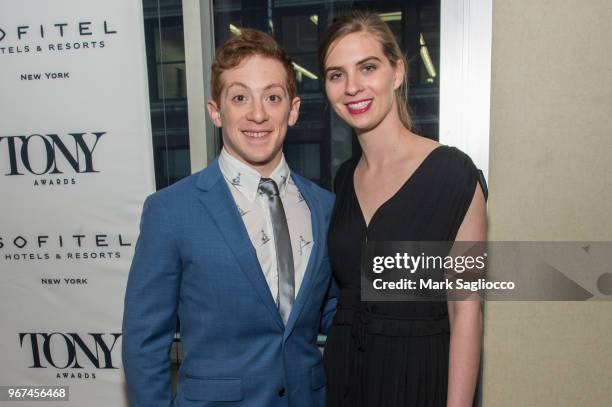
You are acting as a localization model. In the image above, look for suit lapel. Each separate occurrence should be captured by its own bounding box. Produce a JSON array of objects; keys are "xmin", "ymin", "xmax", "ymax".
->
[
  {"xmin": 196, "ymin": 160, "xmax": 284, "ymax": 330},
  {"xmin": 284, "ymin": 173, "xmax": 324, "ymax": 338}
]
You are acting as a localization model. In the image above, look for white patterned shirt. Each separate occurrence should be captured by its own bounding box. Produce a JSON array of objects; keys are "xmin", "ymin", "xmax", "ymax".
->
[{"xmin": 218, "ymin": 148, "xmax": 313, "ymax": 302}]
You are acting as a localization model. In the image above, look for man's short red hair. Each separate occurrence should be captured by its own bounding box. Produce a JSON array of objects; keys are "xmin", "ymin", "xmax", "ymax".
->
[{"xmin": 211, "ymin": 28, "xmax": 297, "ymax": 103}]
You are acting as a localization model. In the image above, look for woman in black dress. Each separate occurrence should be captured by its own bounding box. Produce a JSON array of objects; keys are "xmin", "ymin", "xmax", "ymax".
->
[{"xmin": 320, "ymin": 12, "xmax": 487, "ymax": 407}]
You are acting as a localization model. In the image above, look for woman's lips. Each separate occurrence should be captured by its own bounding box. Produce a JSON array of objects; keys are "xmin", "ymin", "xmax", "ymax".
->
[{"xmin": 346, "ymin": 99, "xmax": 373, "ymax": 114}]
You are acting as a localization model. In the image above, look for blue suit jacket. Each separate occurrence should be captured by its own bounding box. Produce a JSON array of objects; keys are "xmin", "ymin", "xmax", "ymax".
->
[{"xmin": 122, "ymin": 159, "xmax": 337, "ymax": 407}]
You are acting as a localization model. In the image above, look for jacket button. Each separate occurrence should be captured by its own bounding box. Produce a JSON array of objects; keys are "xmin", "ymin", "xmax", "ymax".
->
[{"xmin": 278, "ymin": 387, "xmax": 286, "ymax": 397}]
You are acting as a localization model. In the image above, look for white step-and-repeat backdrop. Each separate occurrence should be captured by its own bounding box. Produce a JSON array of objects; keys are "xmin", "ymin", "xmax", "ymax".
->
[{"xmin": 0, "ymin": 0, "xmax": 155, "ymax": 405}]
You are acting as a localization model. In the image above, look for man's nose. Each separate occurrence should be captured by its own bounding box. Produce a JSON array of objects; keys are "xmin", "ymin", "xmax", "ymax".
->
[{"xmin": 246, "ymin": 99, "xmax": 269, "ymax": 123}]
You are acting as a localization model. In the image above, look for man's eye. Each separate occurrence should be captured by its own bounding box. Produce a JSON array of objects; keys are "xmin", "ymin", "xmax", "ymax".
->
[
  {"xmin": 232, "ymin": 95, "xmax": 246, "ymax": 102},
  {"xmin": 267, "ymin": 95, "xmax": 282, "ymax": 102}
]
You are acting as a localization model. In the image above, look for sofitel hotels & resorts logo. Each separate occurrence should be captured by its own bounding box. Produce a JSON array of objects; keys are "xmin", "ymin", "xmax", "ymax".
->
[
  {"xmin": 0, "ymin": 20, "xmax": 117, "ymax": 56},
  {"xmin": 0, "ymin": 232, "xmax": 132, "ymax": 263}
]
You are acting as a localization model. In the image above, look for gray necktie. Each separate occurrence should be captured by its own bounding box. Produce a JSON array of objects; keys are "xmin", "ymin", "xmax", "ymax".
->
[{"xmin": 258, "ymin": 178, "xmax": 295, "ymax": 325}]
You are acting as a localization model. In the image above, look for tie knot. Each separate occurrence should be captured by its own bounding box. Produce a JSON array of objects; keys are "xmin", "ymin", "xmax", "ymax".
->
[{"xmin": 259, "ymin": 178, "xmax": 279, "ymax": 197}]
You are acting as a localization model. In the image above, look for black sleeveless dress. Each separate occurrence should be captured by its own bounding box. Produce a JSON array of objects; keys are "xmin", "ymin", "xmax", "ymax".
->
[{"xmin": 324, "ymin": 146, "xmax": 482, "ymax": 407}]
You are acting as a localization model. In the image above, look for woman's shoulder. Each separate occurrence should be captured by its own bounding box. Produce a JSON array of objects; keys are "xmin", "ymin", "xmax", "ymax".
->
[
  {"xmin": 430, "ymin": 145, "xmax": 478, "ymax": 176},
  {"xmin": 429, "ymin": 144, "xmax": 488, "ymax": 200}
]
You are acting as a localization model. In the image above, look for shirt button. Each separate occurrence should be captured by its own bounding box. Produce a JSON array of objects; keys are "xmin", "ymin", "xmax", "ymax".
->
[{"xmin": 278, "ymin": 387, "xmax": 286, "ymax": 397}]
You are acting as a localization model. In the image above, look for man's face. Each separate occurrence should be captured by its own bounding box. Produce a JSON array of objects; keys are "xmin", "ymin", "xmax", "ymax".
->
[{"xmin": 207, "ymin": 54, "xmax": 300, "ymax": 176}]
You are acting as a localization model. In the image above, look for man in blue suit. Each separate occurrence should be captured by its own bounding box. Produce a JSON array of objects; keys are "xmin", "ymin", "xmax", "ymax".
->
[{"xmin": 122, "ymin": 29, "xmax": 336, "ymax": 406}]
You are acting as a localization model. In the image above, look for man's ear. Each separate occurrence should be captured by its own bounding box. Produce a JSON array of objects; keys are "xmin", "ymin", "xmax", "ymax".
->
[
  {"xmin": 207, "ymin": 100, "xmax": 223, "ymax": 128},
  {"xmin": 288, "ymin": 96, "xmax": 301, "ymax": 127}
]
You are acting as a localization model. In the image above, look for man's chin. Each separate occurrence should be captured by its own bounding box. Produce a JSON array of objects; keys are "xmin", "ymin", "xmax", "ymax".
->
[
  {"xmin": 243, "ymin": 152, "xmax": 283, "ymax": 174},
  {"xmin": 246, "ymin": 155, "xmax": 279, "ymax": 167}
]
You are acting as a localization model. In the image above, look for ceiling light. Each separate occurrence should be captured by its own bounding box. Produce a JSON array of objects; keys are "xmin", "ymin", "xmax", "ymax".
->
[
  {"xmin": 379, "ymin": 12, "xmax": 401, "ymax": 22},
  {"xmin": 228, "ymin": 25, "xmax": 318, "ymax": 81},
  {"xmin": 419, "ymin": 33, "xmax": 437, "ymax": 79}
]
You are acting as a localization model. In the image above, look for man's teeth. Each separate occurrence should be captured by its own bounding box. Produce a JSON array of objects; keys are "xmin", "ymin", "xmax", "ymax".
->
[
  {"xmin": 243, "ymin": 131, "xmax": 269, "ymax": 138},
  {"xmin": 348, "ymin": 100, "xmax": 372, "ymax": 109}
]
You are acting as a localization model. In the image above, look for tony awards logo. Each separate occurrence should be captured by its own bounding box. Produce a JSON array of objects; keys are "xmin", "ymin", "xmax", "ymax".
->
[
  {"xmin": 0, "ymin": 131, "xmax": 105, "ymax": 186},
  {"xmin": 19, "ymin": 332, "xmax": 122, "ymax": 379}
]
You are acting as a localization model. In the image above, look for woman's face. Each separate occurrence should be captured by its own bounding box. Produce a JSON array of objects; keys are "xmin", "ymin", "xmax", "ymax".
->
[{"xmin": 324, "ymin": 31, "xmax": 403, "ymax": 133}]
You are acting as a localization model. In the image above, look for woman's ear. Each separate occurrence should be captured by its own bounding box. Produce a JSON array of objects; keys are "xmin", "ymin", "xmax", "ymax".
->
[{"xmin": 393, "ymin": 59, "xmax": 406, "ymax": 90}]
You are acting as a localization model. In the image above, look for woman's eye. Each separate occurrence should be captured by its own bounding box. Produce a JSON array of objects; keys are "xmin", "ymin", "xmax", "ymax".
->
[
  {"xmin": 363, "ymin": 64, "xmax": 377, "ymax": 72},
  {"xmin": 267, "ymin": 94, "xmax": 282, "ymax": 102},
  {"xmin": 231, "ymin": 95, "xmax": 246, "ymax": 102},
  {"xmin": 328, "ymin": 72, "xmax": 342, "ymax": 81}
]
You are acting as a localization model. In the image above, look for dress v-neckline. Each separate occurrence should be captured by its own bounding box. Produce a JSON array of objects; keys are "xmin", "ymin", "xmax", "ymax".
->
[{"xmin": 352, "ymin": 145, "xmax": 443, "ymax": 230}]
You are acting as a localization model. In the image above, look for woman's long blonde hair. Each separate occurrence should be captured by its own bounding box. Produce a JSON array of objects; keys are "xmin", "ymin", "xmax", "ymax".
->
[{"xmin": 318, "ymin": 11, "xmax": 412, "ymax": 130}]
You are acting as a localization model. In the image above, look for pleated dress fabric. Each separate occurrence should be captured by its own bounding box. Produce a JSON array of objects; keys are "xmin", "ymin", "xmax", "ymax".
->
[{"xmin": 324, "ymin": 146, "xmax": 480, "ymax": 407}]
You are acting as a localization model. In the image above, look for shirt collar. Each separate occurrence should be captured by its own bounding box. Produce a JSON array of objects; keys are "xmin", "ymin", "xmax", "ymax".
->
[{"xmin": 219, "ymin": 148, "xmax": 291, "ymax": 202}]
